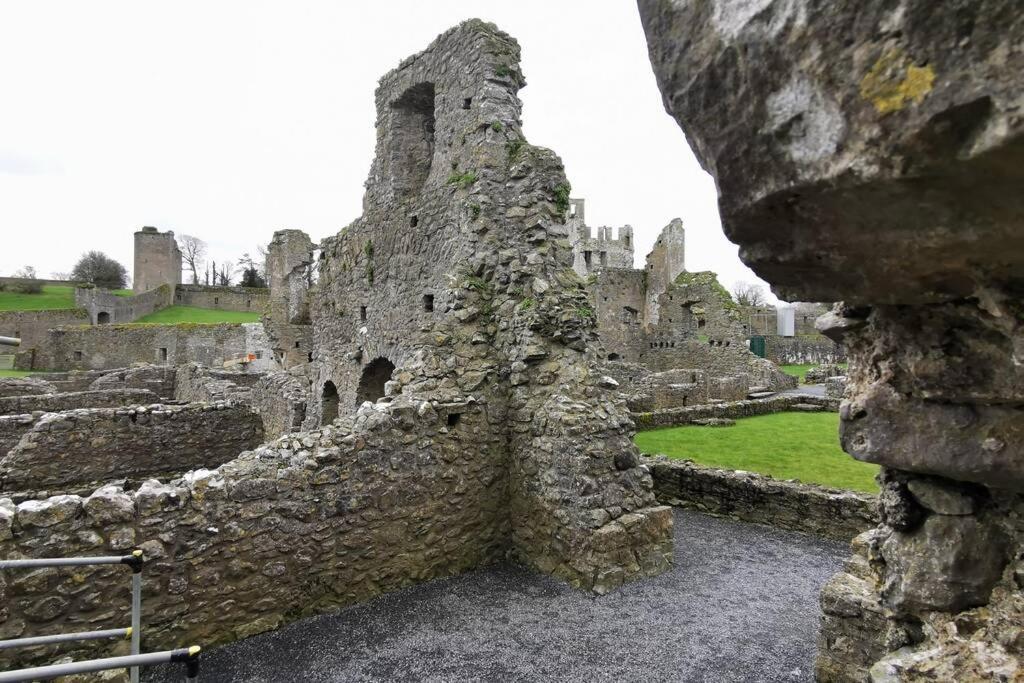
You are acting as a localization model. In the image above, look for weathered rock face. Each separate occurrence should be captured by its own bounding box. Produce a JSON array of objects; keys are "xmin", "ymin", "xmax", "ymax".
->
[
  {"xmin": 638, "ymin": 0, "xmax": 1024, "ymax": 305},
  {"xmin": 638, "ymin": 1, "xmax": 1024, "ymax": 679}
]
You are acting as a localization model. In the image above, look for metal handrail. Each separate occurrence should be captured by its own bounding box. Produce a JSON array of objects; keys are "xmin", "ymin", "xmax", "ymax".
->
[
  {"xmin": 0, "ymin": 550, "xmax": 201, "ymax": 681},
  {"xmin": 0, "ymin": 646, "xmax": 201, "ymax": 683}
]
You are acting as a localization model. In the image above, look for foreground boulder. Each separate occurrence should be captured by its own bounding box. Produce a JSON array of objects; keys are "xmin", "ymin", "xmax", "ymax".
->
[{"xmin": 638, "ymin": 1, "xmax": 1023, "ymax": 680}]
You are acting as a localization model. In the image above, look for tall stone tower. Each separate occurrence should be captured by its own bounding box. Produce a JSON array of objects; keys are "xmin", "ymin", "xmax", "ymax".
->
[
  {"xmin": 133, "ymin": 226, "xmax": 182, "ymax": 293},
  {"xmin": 643, "ymin": 218, "xmax": 685, "ymax": 324}
]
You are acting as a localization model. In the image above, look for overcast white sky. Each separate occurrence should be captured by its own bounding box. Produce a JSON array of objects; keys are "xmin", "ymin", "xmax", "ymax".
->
[{"xmin": 0, "ymin": 1, "xmax": 774, "ymax": 300}]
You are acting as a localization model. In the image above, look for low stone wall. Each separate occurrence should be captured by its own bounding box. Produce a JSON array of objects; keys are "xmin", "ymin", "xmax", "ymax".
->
[
  {"xmin": 0, "ymin": 309, "xmax": 89, "ymax": 354},
  {"xmin": 253, "ymin": 370, "xmax": 309, "ymax": 439},
  {"xmin": 36, "ymin": 324, "xmax": 259, "ymax": 371},
  {"xmin": 645, "ymin": 456, "xmax": 878, "ymax": 541},
  {"xmin": 633, "ymin": 394, "xmax": 837, "ymax": 430},
  {"xmin": 174, "ymin": 284, "xmax": 270, "ymax": 313},
  {"xmin": 75, "ymin": 284, "xmax": 173, "ymax": 325},
  {"xmin": 0, "ymin": 389, "xmax": 161, "ymax": 416},
  {"xmin": 0, "ymin": 398, "xmax": 509, "ymax": 669},
  {"xmin": 0, "ymin": 377, "xmax": 57, "ymax": 398},
  {"xmin": 0, "ymin": 402, "xmax": 263, "ymax": 498},
  {"xmin": 0, "ymin": 414, "xmax": 35, "ymax": 456},
  {"xmin": 89, "ymin": 366, "xmax": 178, "ymax": 399},
  {"xmin": 765, "ymin": 335, "xmax": 846, "ymax": 365},
  {"xmin": 174, "ymin": 364, "xmax": 266, "ymax": 405}
]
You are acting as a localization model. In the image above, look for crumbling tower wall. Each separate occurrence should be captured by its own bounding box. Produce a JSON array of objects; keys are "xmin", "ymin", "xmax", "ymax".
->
[
  {"xmin": 639, "ymin": 0, "xmax": 1024, "ymax": 679},
  {"xmin": 264, "ymin": 229, "xmax": 314, "ymax": 368},
  {"xmin": 308, "ymin": 19, "xmax": 671, "ymax": 590},
  {"xmin": 642, "ymin": 217, "xmax": 685, "ymax": 325},
  {"xmin": 133, "ymin": 226, "xmax": 182, "ymax": 294}
]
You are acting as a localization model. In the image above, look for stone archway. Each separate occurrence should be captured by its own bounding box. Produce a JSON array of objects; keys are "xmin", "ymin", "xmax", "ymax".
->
[
  {"xmin": 355, "ymin": 357, "xmax": 395, "ymax": 405},
  {"xmin": 321, "ymin": 381, "xmax": 339, "ymax": 425},
  {"xmin": 97, "ymin": 312, "xmax": 111, "ymax": 324}
]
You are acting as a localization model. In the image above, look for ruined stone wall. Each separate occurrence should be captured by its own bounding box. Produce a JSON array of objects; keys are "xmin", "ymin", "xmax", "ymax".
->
[
  {"xmin": 174, "ymin": 284, "xmax": 270, "ymax": 314},
  {"xmin": 0, "ymin": 402, "xmax": 263, "ymax": 499},
  {"xmin": 764, "ymin": 334, "xmax": 846, "ymax": 365},
  {"xmin": 84, "ymin": 366, "xmax": 177, "ymax": 398},
  {"xmin": 75, "ymin": 284, "xmax": 173, "ymax": 325},
  {"xmin": 643, "ymin": 218, "xmax": 685, "ymax": 324},
  {"xmin": 646, "ymin": 456, "xmax": 878, "ymax": 542},
  {"xmin": 634, "ymin": 395, "xmax": 836, "ymax": 430},
  {"xmin": 0, "ymin": 309, "xmax": 89, "ymax": 356},
  {"xmin": 0, "ymin": 415, "xmax": 35, "ymax": 456},
  {"xmin": 306, "ymin": 19, "xmax": 670, "ymax": 591},
  {"xmin": 173, "ymin": 364, "xmax": 261, "ymax": 404},
  {"xmin": 567, "ymin": 198, "xmax": 634, "ymax": 277},
  {"xmin": 251, "ymin": 369, "xmax": 309, "ymax": 440},
  {"xmin": 638, "ymin": 1, "xmax": 1024, "ymax": 678},
  {"xmin": 591, "ymin": 268, "xmax": 646, "ymax": 361},
  {"xmin": 264, "ymin": 229, "xmax": 313, "ymax": 369},
  {"xmin": 35, "ymin": 323, "xmax": 262, "ymax": 371},
  {"xmin": 0, "ymin": 377, "xmax": 57, "ymax": 398},
  {"xmin": 0, "ymin": 389, "xmax": 160, "ymax": 416},
  {"xmin": 0, "ymin": 398, "xmax": 507, "ymax": 668},
  {"xmin": 133, "ymin": 227, "xmax": 182, "ymax": 294}
]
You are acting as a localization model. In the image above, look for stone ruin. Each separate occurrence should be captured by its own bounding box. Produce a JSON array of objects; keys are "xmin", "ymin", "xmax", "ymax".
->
[
  {"xmin": 639, "ymin": 0, "xmax": 1023, "ymax": 679},
  {"xmin": 571, "ymin": 205, "xmax": 795, "ymax": 405},
  {"xmin": 0, "ymin": 21, "xmax": 672, "ymax": 669}
]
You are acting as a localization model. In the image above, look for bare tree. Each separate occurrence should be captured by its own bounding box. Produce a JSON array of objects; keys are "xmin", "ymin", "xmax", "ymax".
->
[
  {"xmin": 177, "ymin": 234, "xmax": 206, "ymax": 285},
  {"xmin": 733, "ymin": 281, "xmax": 767, "ymax": 307}
]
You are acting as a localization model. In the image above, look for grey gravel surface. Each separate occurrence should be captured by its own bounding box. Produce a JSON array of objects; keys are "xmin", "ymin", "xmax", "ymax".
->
[
  {"xmin": 145, "ymin": 510, "xmax": 846, "ymax": 682},
  {"xmin": 779, "ymin": 385, "xmax": 827, "ymax": 398}
]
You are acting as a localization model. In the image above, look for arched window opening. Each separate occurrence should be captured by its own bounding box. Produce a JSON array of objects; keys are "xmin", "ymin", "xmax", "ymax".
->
[
  {"xmin": 356, "ymin": 357, "xmax": 396, "ymax": 405},
  {"xmin": 607, "ymin": 353, "xmax": 620, "ymax": 361},
  {"xmin": 97, "ymin": 312, "xmax": 111, "ymax": 324},
  {"xmin": 321, "ymin": 381, "xmax": 339, "ymax": 425}
]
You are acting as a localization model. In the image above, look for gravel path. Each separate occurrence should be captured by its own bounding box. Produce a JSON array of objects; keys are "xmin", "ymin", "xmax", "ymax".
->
[{"xmin": 146, "ymin": 510, "xmax": 846, "ymax": 682}]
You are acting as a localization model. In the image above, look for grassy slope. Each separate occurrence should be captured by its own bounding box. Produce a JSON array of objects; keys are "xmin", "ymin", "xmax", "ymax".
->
[
  {"xmin": 0, "ymin": 369, "xmax": 35, "ymax": 378},
  {"xmin": 132, "ymin": 306, "xmax": 261, "ymax": 324},
  {"xmin": 634, "ymin": 412, "xmax": 879, "ymax": 493},
  {"xmin": 0, "ymin": 285, "xmax": 132, "ymax": 311}
]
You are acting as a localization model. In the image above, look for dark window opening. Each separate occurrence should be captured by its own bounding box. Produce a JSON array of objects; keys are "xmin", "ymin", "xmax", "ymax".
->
[
  {"xmin": 176, "ymin": 293, "xmax": 182, "ymax": 301},
  {"xmin": 583, "ymin": 251, "xmax": 592, "ymax": 269},
  {"xmin": 462, "ymin": 97, "xmax": 472, "ymax": 110},
  {"xmin": 247, "ymin": 299, "xmax": 251, "ymax": 308},
  {"xmin": 608, "ymin": 353, "xmax": 620, "ymax": 361},
  {"xmin": 599, "ymin": 251, "xmax": 607, "ymax": 266},
  {"xmin": 624, "ymin": 235, "xmax": 630, "ymax": 247},
  {"xmin": 356, "ymin": 357, "xmax": 396, "ymax": 405},
  {"xmin": 389, "ymin": 82, "xmax": 436, "ymax": 197},
  {"xmin": 447, "ymin": 413, "xmax": 461, "ymax": 428},
  {"xmin": 360, "ymin": 306, "xmax": 367, "ymax": 322},
  {"xmin": 158, "ymin": 347, "xmax": 168, "ymax": 361},
  {"xmin": 214, "ymin": 296, "xmax": 219, "ymax": 305},
  {"xmin": 294, "ymin": 341, "xmax": 301, "ymax": 349},
  {"xmin": 423, "ymin": 294, "xmax": 434, "ymax": 312},
  {"xmin": 410, "ymin": 215, "xmax": 418, "ymax": 227},
  {"xmin": 74, "ymin": 351, "xmax": 83, "ymax": 361},
  {"xmin": 321, "ymin": 381, "xmax": 339, "ymax": 425},
  {"xmin": 698, "ymin": 319, "xmax": 706, "ymax": 328},
  {"xmin": 97, "ymin": 312, "xmax": 111, "ymax": 324}
]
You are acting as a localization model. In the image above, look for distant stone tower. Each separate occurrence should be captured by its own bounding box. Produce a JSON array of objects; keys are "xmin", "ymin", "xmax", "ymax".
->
[
  {"xmin": 566, "ymin": 198, "xmax": 635, "ymax": 276},
  {"xmin": 643, "ymin": 218, "xmax": 685, "ymax": 324},
  {"xmin": 133, "ymin": 226, "xmax": 182, "ymax": 293}
]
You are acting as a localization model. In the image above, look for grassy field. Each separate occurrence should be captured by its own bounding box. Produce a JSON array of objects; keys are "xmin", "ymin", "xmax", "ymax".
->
[
  {"xmin": 0, "ymin": 285, "xmax": 132, "ymax": 311},
  {"xmin": 133, "ymin": 306, "xmax": 261, "ymax": 324},
  {"xmin": 779, "ymin": 363, "xmax": 848, "ymax": 383},
  {"xmin": 0, "ymin": 369, "xmax": 35, "ymax": 378},
  {"xmin": 634, "ymin": 412, "xmax": 879, "ymax": 493}
]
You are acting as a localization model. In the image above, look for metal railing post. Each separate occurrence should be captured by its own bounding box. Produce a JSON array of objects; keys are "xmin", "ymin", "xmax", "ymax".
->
[{"xmin": 125, "ymin": 549, "xmax": 144, "ymax": 683}]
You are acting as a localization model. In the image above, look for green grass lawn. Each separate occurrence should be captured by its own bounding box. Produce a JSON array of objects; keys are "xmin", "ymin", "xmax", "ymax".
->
[
  {"xmin": 779, "ymin": 363, "xmax": 848, "ymax": 384},
  {"xmin": 0, "ymin": 369, "xmax": 35, "ymax": 378},
  {"xmin": 0, "ymin": 284, "xmax": 132, "ymax": 311},
  {"xmin": 132, "ymin": 306, "xmax": 261, "ymax": 324},
  {"xmin": 635, "ymin": 412, "xmax": 879, "ymax": 493}
]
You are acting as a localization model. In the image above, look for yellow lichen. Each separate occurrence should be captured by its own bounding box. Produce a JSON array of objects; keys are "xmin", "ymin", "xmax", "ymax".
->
[{"xmin": 859, "ymin": 47, "xmax": 935, "ymax": 114}]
